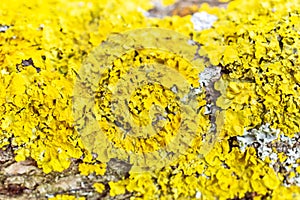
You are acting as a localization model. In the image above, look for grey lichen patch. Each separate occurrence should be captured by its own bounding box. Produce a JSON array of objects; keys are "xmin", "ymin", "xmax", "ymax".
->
[{"xmin": 237, "ymin": 124, "xmax": 300, "ymax": 187}]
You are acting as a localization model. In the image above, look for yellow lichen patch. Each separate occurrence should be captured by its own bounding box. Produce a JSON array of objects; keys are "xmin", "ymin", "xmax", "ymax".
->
[
  {"xmin": 78, "ymin": 163, "xmax": 106, "ymax": 176},
  {"xmin": 162, "ymin": 0, "xmax": 176, "ymax": 6},
  {"xmin": 2, "ymin": 0, "xmax": 300, "ymax": 199},
  {"xmin": 93, "ymin": 182, "xmax": 106, "ymax": 194},
  {"xmin": 73, "ymin": 27, "xmax": 217, "ymax": 172},
  {"xmin": 262, "ymin": 168, "xmax": 281, "ymax": 190},
  {"xmin": 198, "ymin": 0, "xmax": 300, "ymax": 136},
  {"xmin": 197, "ymin": 0, "xmax": 300, "ymax": 198},
  {"xmin": 108, "ymin": 179, "xmax": 128, "ymax": 197},
  {"xmin": 0, "ymin": 0, "xmax": 155, "ymax": 174},
  {"xmin": 126, "ymin": 172, "xmax": 158, "ymax": 197},
  {"xmin": 272, "ymin": 186, "xmax": 300, "ymax": 200},
  {"xmin": 94, "ymin": 48, "xmax": 203, "ymax": 155}
]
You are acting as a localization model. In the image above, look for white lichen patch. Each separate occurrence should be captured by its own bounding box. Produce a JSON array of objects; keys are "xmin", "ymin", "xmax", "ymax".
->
[
  {"xmin": 0, "ymin": 25, "xmax": 9, "ymax": 33},
  {"xmin": 1, "ymin": 69, "xmax": 9, "ymax": 75},
  {"xmin": 198, "ymin": 66, "xmax": 221, "ymax": 87},
  {"xmin": 237, "ymin": 124, "xmax": 279, "ymax": 153},
  {"xmin": 191, "ymin": 12, "xmax": 218, "ymax": 31},
  {"xmin": 237, "ymin": 124, "xmax": 300, "ymax": 186}
]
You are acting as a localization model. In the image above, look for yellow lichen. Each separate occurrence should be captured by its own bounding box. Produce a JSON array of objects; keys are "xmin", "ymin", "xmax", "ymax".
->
[
  {"xmin": 1, "ymin": 0, "xmax": 300, "ymax": 199},
  {"xmin": 78, "ymin": 163, "xmax": 106, "ymax": 176},
  {"xmin": 108, "ymin": 179, "xmax": 128, "ymax": 197},
  {"xmin": 93, "ymin": 182, "xmax": 106, "ymax": 194}
]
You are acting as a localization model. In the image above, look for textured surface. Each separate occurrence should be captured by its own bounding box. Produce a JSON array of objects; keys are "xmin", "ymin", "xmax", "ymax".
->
[{"xmin": 1, "ymin": 0, "xmax": 300, "ymax": 199}]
